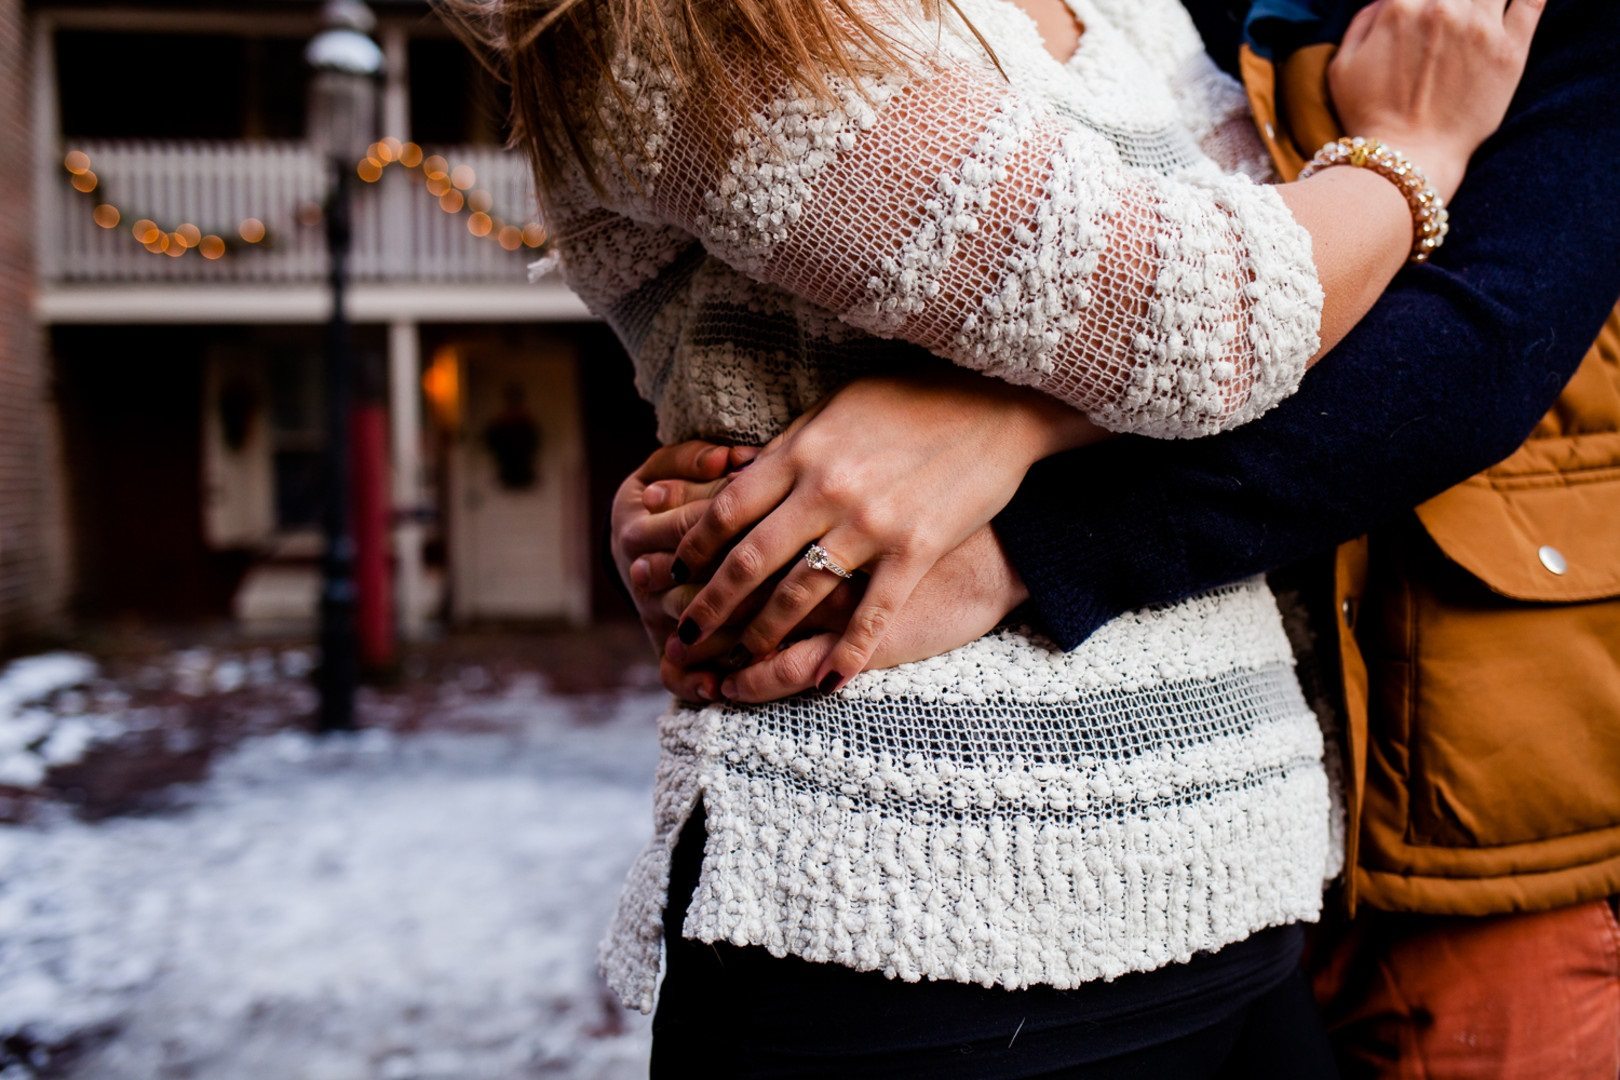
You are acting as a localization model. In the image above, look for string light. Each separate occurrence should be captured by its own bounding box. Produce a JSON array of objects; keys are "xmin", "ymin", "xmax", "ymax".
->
[
  {"xmin": 351, "ymin": 140, "xmax": 549, "ymax": 251},
  {"xmin": 62, "ymin": 141, "xmax": 551, "ymax": 261},
  {"xmin": 63, "ymin": 150, "xmax": 272, "ymax": 260}
]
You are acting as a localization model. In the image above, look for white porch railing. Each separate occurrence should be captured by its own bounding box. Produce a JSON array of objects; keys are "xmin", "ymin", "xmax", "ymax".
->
[{"xmin": 46, "ymin": 140, "xmax": 542, "ymax": 285}]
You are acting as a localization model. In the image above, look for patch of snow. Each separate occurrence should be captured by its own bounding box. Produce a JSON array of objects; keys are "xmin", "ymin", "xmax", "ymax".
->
[
  {"xmin": 0, "ymin": 684, "xmax": 665, "ymax": 1079},
  {"xmin": 0, "ymin": 654, "xmax": 96, "ymax": 718},
  {"xmin": 0, "ymin": 654, "xmax": 100, "ymax": 787}
]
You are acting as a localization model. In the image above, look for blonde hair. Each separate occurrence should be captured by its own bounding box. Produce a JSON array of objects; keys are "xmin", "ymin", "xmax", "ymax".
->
[{"xmin": 435, "ymin": 0, "xmax": 995, "ymax": 197}]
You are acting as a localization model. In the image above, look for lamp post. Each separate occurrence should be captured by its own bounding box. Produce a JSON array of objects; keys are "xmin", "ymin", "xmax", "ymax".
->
[{"xmin": 307, "ymin": 0, "xmax": 383, "ymax": 732}]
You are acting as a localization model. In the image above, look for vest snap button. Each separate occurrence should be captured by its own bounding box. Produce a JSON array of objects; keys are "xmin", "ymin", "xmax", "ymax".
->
[{"xmin": 1538, "ymin": 545, "xmax": 1568, "ymax": 575}]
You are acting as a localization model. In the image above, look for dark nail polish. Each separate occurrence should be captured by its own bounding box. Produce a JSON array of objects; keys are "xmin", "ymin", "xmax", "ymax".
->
[
  {"xmin": 671, "ymin": 559, "xmax": 690, "ymax": 584},
  {"xmin": 678, "ymin": 618, "xmax": 701, "ymax": 645},
  {"xmin": 725, "ymin": 645, "xmax": 753, "ymax": 669},
  {"xmin": 818, "ymin": 671, "xmax": 844, "ymax": 694}
]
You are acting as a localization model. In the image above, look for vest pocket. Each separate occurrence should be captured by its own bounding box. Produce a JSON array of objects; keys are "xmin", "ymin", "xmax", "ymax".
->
[{"xmin": 1371, "ymin": 474, "xmax": 1620, "ymax": 851}]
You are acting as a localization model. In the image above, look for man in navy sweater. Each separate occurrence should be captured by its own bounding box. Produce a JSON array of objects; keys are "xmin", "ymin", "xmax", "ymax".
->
[
  {"xmin": 610, "ymin": 0, "xmax": 1620, "ymax": 1070},
  {"xmin": 996, "ymin": 0, "xmax": 1620, "ymax": 652}
]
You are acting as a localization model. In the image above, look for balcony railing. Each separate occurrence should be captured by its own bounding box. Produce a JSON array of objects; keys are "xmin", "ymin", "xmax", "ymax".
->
[{"xmin": 45, "ymin": 140, "xmax": 542, "ymax": 285}]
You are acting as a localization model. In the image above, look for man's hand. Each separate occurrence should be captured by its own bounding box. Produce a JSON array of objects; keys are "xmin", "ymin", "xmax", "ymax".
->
[{"xmin": 610, "ymin": 440, "xmax": 756, "ymax": 700}]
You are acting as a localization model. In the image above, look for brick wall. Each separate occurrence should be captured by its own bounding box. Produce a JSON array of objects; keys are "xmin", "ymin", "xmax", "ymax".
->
[{"xmin": 0, "ymin": 0, "xmax": 58, "ymax": 648}]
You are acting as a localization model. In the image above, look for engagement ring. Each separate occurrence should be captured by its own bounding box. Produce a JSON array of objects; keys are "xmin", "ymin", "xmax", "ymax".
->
[{"xmin": 803, "ymin": 543, "xmax": 858, "ymax": 581}]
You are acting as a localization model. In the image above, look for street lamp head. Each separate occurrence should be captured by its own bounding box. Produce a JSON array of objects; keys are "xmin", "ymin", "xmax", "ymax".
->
[
  {"xmin": 307, "ymin": 30, "xmax": 385, "ymax": 79},
  {"xmin": 306, "ymin": 0, "xmax": 384, "ymax": 163}
]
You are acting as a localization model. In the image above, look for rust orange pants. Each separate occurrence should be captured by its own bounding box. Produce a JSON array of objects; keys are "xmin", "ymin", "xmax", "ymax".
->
[{"xmin": 1309, "ymin": 899, "xmax": 1620, "ymax": 1079}]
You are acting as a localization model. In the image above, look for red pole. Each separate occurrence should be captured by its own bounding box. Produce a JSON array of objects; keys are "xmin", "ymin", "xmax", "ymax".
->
[{"xmin": 351, "ymin": 398, "xmax": 395, "ymax": 672}]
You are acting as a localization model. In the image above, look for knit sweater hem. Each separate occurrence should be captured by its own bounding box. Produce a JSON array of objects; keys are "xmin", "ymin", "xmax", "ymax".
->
[{"xmin": 600, "ymin": 708, "xmax": 1333, "ymax": 1013}]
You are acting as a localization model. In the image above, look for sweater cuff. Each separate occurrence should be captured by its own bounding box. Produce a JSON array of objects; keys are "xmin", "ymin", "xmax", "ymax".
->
[{"xmin": 993, "ymin": 453, "xmax": 1194, "ymax": 651}]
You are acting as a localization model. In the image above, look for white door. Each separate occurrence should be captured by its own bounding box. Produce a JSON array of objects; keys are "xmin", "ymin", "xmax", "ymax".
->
[
  {"xmin": 450, "ymin": 341, "xmax": 588, "ymax": 623},
  {"xmin": 201, "ymin": 347, "xmax": 275, "ymax": 549}
]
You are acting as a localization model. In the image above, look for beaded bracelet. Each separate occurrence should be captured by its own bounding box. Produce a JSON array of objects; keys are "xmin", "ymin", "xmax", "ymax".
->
[{"xmin": 1298, "ymin": 137, "xmax": 1450, "ymax": 264}]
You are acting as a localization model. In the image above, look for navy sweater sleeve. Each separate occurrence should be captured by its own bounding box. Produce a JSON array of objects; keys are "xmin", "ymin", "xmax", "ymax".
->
[{"xmin": 993, "ymin": 0, "xmax": 1620, "ymax": 651}]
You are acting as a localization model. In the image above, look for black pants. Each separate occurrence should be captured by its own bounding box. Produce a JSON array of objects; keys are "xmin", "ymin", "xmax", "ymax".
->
[{"xmin": 652, "ymin": 810, "xmax": 1339, "ymax": 1079}]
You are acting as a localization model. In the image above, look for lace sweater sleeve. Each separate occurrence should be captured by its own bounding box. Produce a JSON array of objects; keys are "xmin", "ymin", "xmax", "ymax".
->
[{"xmin": 597, "ymin": 45, "xmax": 1323, "ymax": 439}]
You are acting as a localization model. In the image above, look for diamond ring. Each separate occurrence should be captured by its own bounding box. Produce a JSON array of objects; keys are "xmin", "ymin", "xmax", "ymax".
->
[{"xmin": 803, "ymin": 543, "xmax": 858, "ymax": 581}]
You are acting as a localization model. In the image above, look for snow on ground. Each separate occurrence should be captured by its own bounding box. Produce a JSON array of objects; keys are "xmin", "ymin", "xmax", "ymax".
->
[
  {"xmin": 0, "ymin": 653, "xmax": 101, "ymax": 788},
  {"xmin": 0, "ymin": 661, "xmax": 665, "ymax": 1079}
]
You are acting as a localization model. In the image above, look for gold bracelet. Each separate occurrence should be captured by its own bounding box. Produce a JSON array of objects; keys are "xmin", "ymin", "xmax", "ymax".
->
[{"xmin": 1299, "ymin": 137, "xmax": 1450, "ymax": 264}]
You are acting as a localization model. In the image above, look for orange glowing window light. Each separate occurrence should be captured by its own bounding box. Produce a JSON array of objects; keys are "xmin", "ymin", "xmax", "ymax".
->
[{"xmin": 422, "ymin": 346, "xmax": 462, "ymax": 432}]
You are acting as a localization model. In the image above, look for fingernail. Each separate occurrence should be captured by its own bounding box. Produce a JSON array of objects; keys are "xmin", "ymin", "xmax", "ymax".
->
[
  {"xmin": 818, "ymin": 671, "xmax": 844, "ymax": 694},
  {"xmin": 678, "ymin": 618, "xmax": 701, "ymax": 645},
  {"xmin": 696, "ymin": 682, "xmax": 715, "ymax": 703},
  {"xmin": 720, "ymin": 679, "xmax": 738, "ymax": 699},
  {"xmin": 671, "ymin": 559, "xmax": 690, "ymax": 584},
  {"xmin": 701, "ymin": 447, "xmax": 729, "ymax": 471},
  {"xmin": 644, "ymin": 484, "xmax": 668, "ymax": 510},
  {"xmin": 725, "ymin": 645, "xmax": 753, "ymax": 669}
]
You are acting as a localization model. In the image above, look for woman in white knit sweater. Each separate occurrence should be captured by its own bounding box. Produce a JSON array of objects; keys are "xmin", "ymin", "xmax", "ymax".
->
[{"xmin": 446, "ymin": 0, "xmax": 1537, "ymax": 1072}]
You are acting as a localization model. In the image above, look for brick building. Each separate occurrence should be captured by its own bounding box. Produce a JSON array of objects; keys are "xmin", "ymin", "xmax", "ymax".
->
[{"xmin": 0, "ymin": 0, "xmax": 63, "ymax": 649}]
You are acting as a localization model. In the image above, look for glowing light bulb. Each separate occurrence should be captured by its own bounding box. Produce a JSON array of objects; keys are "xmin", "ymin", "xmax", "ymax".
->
[
  {"xmin": 176, "ymin": 223, "xmax": 202, "ymax": 248},
  {"xmin": 439, "ymin": 189, "xmax": 465, "ymax": 214},
  {"xmin": 200, "ymin": 235, "xmax": 226, "ymax": 260},
  {"xmin": 467, "ymin": 211, "xmax": 493, "ymax": 237},
  {"xmin": 357, "ymin": 158, "xmax": 383, "ymax": 183},
  {"xmin": 239, "ymin": 218, "xmax": 266, "ymax": 244},
  {"xmin": 468, "ymin": 189, "xmax": 492, "ymax": 214},
  {"xmin": 71, "ymin": 171, "xmax": 98, "ymax": 193},
  {"xmin": 132, "ymin": 218, "xmax": 161, "ymax": 244},
  {"xmin": 92, "ymin": 204, "xmax": 121, "ymax": 229},
  {"xmin": 399, "ymin": 142, "xmax": 423, "ymax": 168},
  {"xmin": 422, "ymin": 155, "xmax": 448, "ymax": 181},
  {"xmin": 497, "ymin": 225, "xmax": 522, "ymax": 250},
  {"xmin": 520, "ymin": 222, "xmax": 547, "ymax": 248},
  {"xmin": 450, "ymin": 164, "xmax": 475, "ymax": 191},
  {"xmin": 63, "ymin": 150, "xmax": 91, "ymax": 175}
]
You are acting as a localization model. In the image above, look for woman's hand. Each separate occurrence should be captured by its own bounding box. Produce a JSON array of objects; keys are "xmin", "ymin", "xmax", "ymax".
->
[
  {"xmin": 668, "ymin": 368, "xmax": 1102, "ymax": 692},
  {"xmin": 717, "ymin": 525, "xmax": 1029, "ymax": 702},
  {"xmin": 1328, "ymin": 0, "xmax": 1544, "ymax": 200}
]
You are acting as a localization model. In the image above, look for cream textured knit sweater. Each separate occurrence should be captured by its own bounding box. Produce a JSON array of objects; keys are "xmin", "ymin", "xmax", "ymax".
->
[{"xmin": 548, "ymin": 0, "xmax": 1339, "ymax": 1013}]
